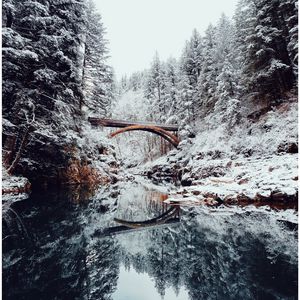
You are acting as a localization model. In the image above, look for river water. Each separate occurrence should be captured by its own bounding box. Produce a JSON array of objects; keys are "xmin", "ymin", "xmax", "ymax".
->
[{"xmin": 2, "ymin": 179, "xmax": 298, "ymax": 300}]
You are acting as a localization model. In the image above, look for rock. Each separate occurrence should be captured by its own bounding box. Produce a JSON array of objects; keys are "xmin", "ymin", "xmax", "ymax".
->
[
  {"xmin": 110, "ymin": 175, "xmax": 119, "ymax": 184},
  {"xmin": 235, "ymin": 162, "xmax": 243, "ymax": 167},
  {"xmin": 209, "ymin": 177, "xmax": 234, "ymax": 184},
  {"xmin": 226, "ymin": 161, "xmax": 233, "ymax": 168},
  {"xmin": 238, "ymin": 178, "xmax": 249, "ymax": 185},
  {"xmin": 277, "ymin": 142, "xmax": 298, "ymax": 154},
  {"xmin": 203, "ymin": 197, "xmax": 219, "ymax": 206},
  {"xmin": 236, "ymin": 194, "xmax": 252, "ymax": 203},
  {"xmin": 254, "ymin": 193, "xmax": 270, "ymax": 201},
  {"xmin": 192, "ymin": 190, "xmax": 201, "ymax": 196},
  {"xmin": 224, "ymin": 194, "xmax": 235, "ymax": 203},
  {"xmin": 207, "ymin": 150, "xmax": 224, "ymax": 159},
  {"xmin": 181, "ymin": 178, "xmax": 192, "ymax": 186},
  {"xmin": 268, "ymin": 166, "xmax": 275, "ymax": 172},
  {"xmin": 271, "ymin": 191, "xmax": 286, "ymax": 201},
  {"xmin": 194, "ymin": 166, "xmax": 226, "ymax": 179},
  {"xmin": 242, "ymin": 148, "xmax": 254, "ymax": 157},
  {"xmin": 194, "ymin": 152, "xmax": 205, "ymax": 160},
  {"xmin": 188, "ymin": 132, "xmax": 196, "ymax": 138}
]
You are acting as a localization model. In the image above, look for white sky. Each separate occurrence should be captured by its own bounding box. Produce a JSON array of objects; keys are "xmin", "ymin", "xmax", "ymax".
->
[{"xmin": 94, "ymin": 0, "xmax": 238, "ymax": 79}]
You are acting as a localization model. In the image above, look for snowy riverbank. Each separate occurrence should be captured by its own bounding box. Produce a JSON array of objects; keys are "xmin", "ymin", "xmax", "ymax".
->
[
  {"xmin": 142, "ymin": 102, "xmax": 298, "ymax": 205},
  {"xmin": 166, "ymin": 153, "xmax": 298, "ymax": 204}
]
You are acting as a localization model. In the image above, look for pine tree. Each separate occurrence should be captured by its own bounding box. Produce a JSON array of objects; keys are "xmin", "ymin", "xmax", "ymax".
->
[
  {"xmin": 209, "ymin": 14, "xmax": 241, "ymax": 130},
  {"xmin": 82, "ymin": 0, "xmax": 114, "ymax": 117},
  {"xmin": 279, "ymin": 0, "xmax": 298, "ymax": 77},
  {"xmin": 180, "ymin": 29, "xmax": 203, "ymax": 123},
  {"xmin": 213, "ymin": 58, "xmax": 241, "ymax": 131},
  {"xmin": 163, "ymin": 57, "xmax": 180, "ymax": 123},
  {"xmin": 145, "ymin": 52, "xmax": 166, "ymax": 121},
  {"xmin": 197, "ymin": 24, "xmax": 218, "ymax": 115},
  {"xmin": 215, "ymin": 14, "xmax": 236, "ymax": 70},
  {"xmin": 236, "ymin": 0, "xmax": 296, "ymax": 104},
  {"xmin": 2, "ymin": 0, "xmax": 88, "ymax": 179}
]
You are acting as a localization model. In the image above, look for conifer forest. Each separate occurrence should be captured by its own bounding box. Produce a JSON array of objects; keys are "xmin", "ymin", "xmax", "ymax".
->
[{"xmin": 2, "ymin": 0, "xmax": 298, "ymax": 299}]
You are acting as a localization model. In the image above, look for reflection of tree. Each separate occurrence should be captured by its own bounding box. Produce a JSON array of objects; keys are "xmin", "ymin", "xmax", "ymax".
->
[
  {"xmin": 147, "ymin": 229, "xmax": 167, "ymax": 298},
  {"xmin": 4, "ymin": 182, "xmax": 297, "ymax": 300},
  {"xmin": 3, "ymin": 187, "xmax": 121, "ymax": 300},
  {"xmin": 3, "ymin": 190, "xmax": 89, "ymax": 300},
  {"xmin": 85, "ymin": 237, "xmax": 120, "ymax": 300},
  {"xmin": 119, "ymin": 208, "xmax": 297, "ymax": 300}
]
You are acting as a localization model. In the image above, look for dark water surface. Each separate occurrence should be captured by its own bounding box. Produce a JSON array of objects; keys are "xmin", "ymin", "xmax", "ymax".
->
[{"xmin": 2, "ymin": 180, "xmax": 298, "ymax": 300}]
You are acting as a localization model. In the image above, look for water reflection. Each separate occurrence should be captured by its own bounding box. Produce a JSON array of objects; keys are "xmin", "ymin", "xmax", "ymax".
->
[
  {"xmin": 113, "ymin": 265, "xmax": 189, "ymax": 300},
  {"xmin": 2, "ymin": 180, "xmax": 298, "ymax": 300}
]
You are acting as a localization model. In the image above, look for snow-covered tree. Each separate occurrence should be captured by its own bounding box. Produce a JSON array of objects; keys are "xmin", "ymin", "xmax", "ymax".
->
[
  {"xmin": 279, "ymin": 0, "xmax": 298, "ymax": 77},
  {"xmin": 82, "ymin": 0, "xmax": 115, "ymax": 117},
  {"xmin": 197, "ymin": 24, "xmax": 218, "ymax": 115},
  {"xmin": 2, "ymin": 0, "xmax": 116, "ymax": 182},
  {"xmin": 212, "ymin": 58, "xmax": 241, "ymax": 131},
  {"xmin": 145, "ymin": 52, "xmax": 167, "ymax": 121},
  {"xmin": 180, "ymin": 29, "xmax": 203, "ymax": 123},
  {"xmin": 236, "ymin": 0, "xmax": 296, "ymax": 104},
  {"xmin": 163, "ymin": 57, "xmax": 180, "ymax": 123}
]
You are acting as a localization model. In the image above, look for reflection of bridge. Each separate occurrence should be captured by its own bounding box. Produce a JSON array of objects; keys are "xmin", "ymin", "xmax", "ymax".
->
[
  {"xmin": 93, "ymin": 207, "xmax": 180, "ymax": 238},
  {"xmin": 88, "ymin": 117, "xmax": 180, "ymax": 147}
]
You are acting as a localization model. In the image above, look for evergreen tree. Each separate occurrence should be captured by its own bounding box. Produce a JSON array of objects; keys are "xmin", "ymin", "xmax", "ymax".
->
[
  {"xmin": 163, "ymin": 57, "xmax": 180, "ymax": 123},
  {"xmin": 213, "ymin": 58, "xmax": 241, "ymax": 131},
  {"xmin": 215, "ymin": 14, "xmax": 236, "ymax": 69},
  {"xmin": 279, "ymin": 0, "xmax": 298, "ymax": 77},
  {"xmin": 145, "ymin": 52, "xmax": 166, "ymax": 121},
  {"xmin": 2, "ymin": 0, "xmax": 116, "ymax": 182},
  {"xmin": 180, "ymin": 29, "xmax": 203, "ymax": 123},
  {"xmin": 236, "ymin": 0, "xmax": 296, "ymax": 104},
  {"xmin": 82, "ymin": 0, "xmax": 114, "ymax": 117},
  {"xmin": 197, "ymin": 24, "xmax": 218, "ymax": 115}
]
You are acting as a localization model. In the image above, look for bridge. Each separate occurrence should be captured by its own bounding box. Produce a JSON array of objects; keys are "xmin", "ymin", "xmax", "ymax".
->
[{"xmin": 88, "ymin": 117, "xmax": 180, "ymax": 147}]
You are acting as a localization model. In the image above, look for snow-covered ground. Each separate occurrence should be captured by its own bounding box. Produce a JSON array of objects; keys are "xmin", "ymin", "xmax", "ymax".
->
[
  {"xmin": 166, "ymin": 153, "xmax": 297, "ymax": 203},
  {"xmin": 142, "ymin": 102, "xmax": 298, "ymax": 205}
]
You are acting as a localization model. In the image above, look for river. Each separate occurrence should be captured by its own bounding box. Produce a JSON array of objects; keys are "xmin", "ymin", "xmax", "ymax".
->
[{"xmin": 2, "ymin": 178, "xmax": 298, "ymax": 300}]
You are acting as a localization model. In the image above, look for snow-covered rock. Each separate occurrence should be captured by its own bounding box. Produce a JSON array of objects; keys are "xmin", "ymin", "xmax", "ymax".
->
[{"xmin": 144, "ymin": 102, "xmax": 298, "ymax": 203}]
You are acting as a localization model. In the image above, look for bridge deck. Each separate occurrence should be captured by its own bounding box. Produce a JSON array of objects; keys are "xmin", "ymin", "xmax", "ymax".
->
[{"xmin": 88, "ymin": 117, "xmax": 179, "ymax": 132}]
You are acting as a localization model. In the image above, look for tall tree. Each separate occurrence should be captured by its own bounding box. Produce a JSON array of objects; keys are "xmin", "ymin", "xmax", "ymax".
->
[
  {"xmin": 180, "ymin": 29, "xmax": 203, "ymax": 123},
  {"xmin": 163, "ymin": 57, "xmax": 180, "ymax": 123},
  {"xmin": 145, "ymin": 52, "xmax": 166, "ymax": 121},
  {"xmin": 82, "ymin": 0, "xmax": 114, "ymax": 117},
  {"xmin": 2, "ymin": 0, "xmax": 116, "ymax": 183},
  {"xmin": 236, "ymin": 0, "xmax": 296, "ymax": 104},
  {"xmin": 197, "ymin": 24, "xmax": 218, "ymax": 115}
]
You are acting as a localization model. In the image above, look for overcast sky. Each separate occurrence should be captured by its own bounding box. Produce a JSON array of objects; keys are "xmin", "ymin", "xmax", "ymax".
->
[{"xmin": 94, "ymin": 0, "xmax": 238, "ymax": 79}]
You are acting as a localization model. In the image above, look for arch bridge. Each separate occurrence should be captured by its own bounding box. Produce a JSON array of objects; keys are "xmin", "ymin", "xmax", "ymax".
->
[{"xmin": 88, "ymin": 117, "xmax": 180, "ymax": 147}]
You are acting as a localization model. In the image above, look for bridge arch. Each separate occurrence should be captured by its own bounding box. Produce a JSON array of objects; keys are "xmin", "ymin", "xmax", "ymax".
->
[
  {"xmin": 113, "ymin": 207, "xmax": 180, "ymax": 229},
  {"xmin": 109, "ymin": 125, "xmax": 179, "ymax": 148}
]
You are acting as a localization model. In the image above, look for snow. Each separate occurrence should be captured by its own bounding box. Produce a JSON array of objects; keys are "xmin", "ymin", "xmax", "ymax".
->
[
  {"xmin": 166, "ymin": 153, "xmax": 297, "ymax": 201},
  {"xmin": 2, "ymin": 170, "xmax": 31, "ymax": 202},
  {"xmin": 2, "ymin": 28, "xmax": 26, "ymax": 48},
  {"xmin": 110, "ymin": 89, "xmax": 164, "ymax": 166},
  {"xmin": 3, "ymin": 48, "xmax": 39, "ymax": 61},
  {"xmin": 142, "ymin": 102, "xmax": 298, "ymax": 204}
]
